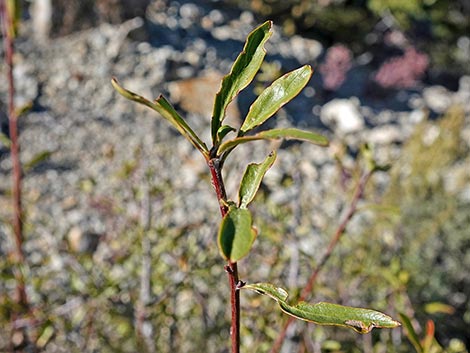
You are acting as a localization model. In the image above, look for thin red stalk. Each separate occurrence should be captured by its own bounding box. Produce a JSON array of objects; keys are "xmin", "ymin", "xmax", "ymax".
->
[
  {"xmin": 1, "ymin": 0, "xmax": 28, "ymax": 311},
  {"xmin": 207, "ymin": 158, "xmax": 240, "ymax": 353},
  {"xmin": 269, "ymin": 170, "xmax": 373, "ymax": 353},
  {"xmin": 1, "ymin": 3, "xmax": 38, "ymax": 352}
]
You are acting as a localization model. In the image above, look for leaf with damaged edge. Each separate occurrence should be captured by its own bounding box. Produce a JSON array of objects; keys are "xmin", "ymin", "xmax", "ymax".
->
[
  {"xmin": 241, "ymin": 65, "xmax": 313, "ymax": 133},
  {"xmin": 111, "ymin": 78, "xmax": 209, "ymax": 157},
  {"xmin": 239, "ymin": 151, "xmax": 276, "ymax": 208},
  {"xmin": 211, "ymin": 21, "xmax": 272, "ymax": 144},
  {"xmin": 242, "ymin": 283, "xmax": 401, "ymax": 333}
]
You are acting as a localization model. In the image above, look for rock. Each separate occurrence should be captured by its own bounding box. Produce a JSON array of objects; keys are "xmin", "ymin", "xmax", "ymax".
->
[
  {"xmin": 422, "ymin": 85, "xmax": 453, "ymax": 114},
  {"xmin": 320, "ymin": 98, "xmax": 364, "ymax": 135},
  {"xmin": 166, "ymin": 70, "xmax": 240, "ymax": 126},
  {"xmin": 31, "ymin": 0, "xmax": 53, "ymax": 42},
  {"xmin": 367, "ymin": 125, "xmax": 403, "ymax": 145},
  {"xmin": 455, "ymin": 75, "xmax": 470, "ymax": 112},
  {"xmin": 278, "ymin": 35, "xmax": 323, "ymax": 62},
  {"xmin": 67, "ymin": 226, "xmax": 101, "ymax": 254}
]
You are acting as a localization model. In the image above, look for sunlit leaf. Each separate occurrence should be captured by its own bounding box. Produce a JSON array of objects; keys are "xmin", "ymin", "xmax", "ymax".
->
[
  {"xmin": 239, "ymin": 151, "xmax": 276, "ymax": 208},
  {"xmin": 111, "ymin": 78, "xmax": 209, "ymax": 157},
  {"xmin": 243, "ymin": 283, "xmax": 401, "ymax": 334},
  {"xmin": 241, "ymin": 65, "xmax": 313, "ymax": 133},
  {"xmin": 218, "ymin": 206, "xmax": 257, "ymax": 262},
  {"xmin": 211, "ymin": 21, "xmax": 272, "ymax": 144},
  {"xmin": 218, "ymin": 128, "xmax": 328, "ymax": 155}
]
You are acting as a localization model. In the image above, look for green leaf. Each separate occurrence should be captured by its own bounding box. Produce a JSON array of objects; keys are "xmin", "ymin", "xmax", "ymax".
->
[
  {"xmin": 218, "ymin": 206, "xmax": 257, "ymax": 262},
  {"xmin": 423, "ymin": 302, "xmax": 455, "ymax": 315},
  {"xmin": 6, "ymin": 0, "xmax": 21, "ymax": 38},
  {"xmin": 23, "ymin": 150, "xmax": 52, "ymax": 172},
  {"xmin": 241, "ymin": 65, "xmax": 313, "ymax": 133},
  {"xmin": 399, "ymin": 312, "xmax": 423, "ymax": 353},
  {"xmin": 111, "ymin": 78, "xmax": 209, "ymax": 157},
  {"xmin": 239, "ymin": 151, "xmax": 276, "ymax": 208},
  {"xmin": 15, "ymin": 101, "xmax": 33, "ymax": 118},
  {"xmin": 243, "ymin": 283, "xmax": 401, "ymax": 334},
  {"xmin": 0, "ymin": 132, "xmax": 11, "ymax": 148},
  {"xmin": 218, "ymin": 128, "xmax": 328, "ymax": 155},
  {"xmin": 211, "ymin": 21, "xmax": 272, "ymax": 144},
  {"xmin": 217, "ymin": 125, "xmax": 236, "ymax": 141}
]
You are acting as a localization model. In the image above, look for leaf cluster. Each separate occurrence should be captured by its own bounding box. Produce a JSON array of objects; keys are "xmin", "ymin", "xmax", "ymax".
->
[{"xmin": 112, "ymin": 20, "xmax": 400, "ymax": 340}]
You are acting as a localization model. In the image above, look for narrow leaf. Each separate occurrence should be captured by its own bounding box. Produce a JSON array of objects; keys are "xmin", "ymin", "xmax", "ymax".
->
[
  {"xmin": 424, "ymin": 302, "xmax": 455, "ymax": 315},
  {"xmin": 155, "ymin": 95, "xmax": 209, "ymax": 155},
  {"xmin": 111, "ymin": 78, "xmax": 209, "ymax": 157},
  {"xmin": 15, "ymin": 101, "xmax": 33, "ymax": 117},
  {"xmin": 218, "ymin": 206, "xmax": 257, "ymax": 262},
  {"xmin": 243, "ymin": 283, "xmax": 401, "ymax": 334},
  {"xmin": 399, "ymin": 312, "xmax": 423, "ymax": 353},
  {"xmin": 23, "ymin": 150, "xmax": 52, "ymax": 172},
  {"xmin": 241, "ymin": 65, "xmax": 313, "ymax": 133},
  {"xmin": 239, "ymin": 151, "xmax": 276, "ymax": 208},
  {"xmin": 422, "ymin": 320, "xmax": 435, "ymax": 353},
  {"xmin": 6, "ymin": 0, "xmax": 21, "ymax": 38},
  {"xmin": 218, "ymin": 128, "xmax": 328, "ymax": 155},
  {"xmin": 211, "ymin": 21, "xmax": 272, "ymax": 143}
]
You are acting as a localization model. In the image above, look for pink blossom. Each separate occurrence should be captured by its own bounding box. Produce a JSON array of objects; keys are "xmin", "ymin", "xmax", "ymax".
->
[
  {"xmin": 319, "ymin": 44, "xmax": 353, "ymax": 91},
  {"xmin": 374, "ymin": 47, "xmax": 429, "ymax": 89}
]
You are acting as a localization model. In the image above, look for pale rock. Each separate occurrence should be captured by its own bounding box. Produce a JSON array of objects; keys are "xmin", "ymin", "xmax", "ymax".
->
[
  {"xmin": 320, "ymin": 98, "xmax": 364, "ymax": 135},
  {"xmin": 31, "ymin": 0, "xmax": 52, "ymax": 41},
  {"xmin": 422, "ymin": 85, "xmax": 453, "ymax": 114},
  {"xmin": 67, "ymin": 227, "xmax": 101, "ymax": 254},
  {"xmin": 455, "ymin": 76, "xmax": 470, "ymax": 112},
  {"xmin": 367, "ymin": 125, "xmax": 403, "ymax": 144},
  {"xmin": 167, "ymin": 70, "xmax": 240, "ymax": 125}
]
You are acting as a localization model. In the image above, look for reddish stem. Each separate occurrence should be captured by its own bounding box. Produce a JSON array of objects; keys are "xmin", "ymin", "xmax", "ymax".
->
[
  {"xmin": 208, "ymin": 158, "xmax": 240, "ymax": 353},
  {"xmin": 270, "ymin": 170, "xmax": 374, "ymax": 353},
  {"xmin": 1, "ymin": 3, "xmax": 39, "ymax": 352},
  {"xmin": 1, "ymin": 0, "xmax": 28, "ymax": 311}
]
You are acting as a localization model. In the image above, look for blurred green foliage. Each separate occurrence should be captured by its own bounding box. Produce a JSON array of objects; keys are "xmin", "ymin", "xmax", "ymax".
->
[{"xmin": 336, "ymin": 107, "xmax": 470, "ymax": 351}]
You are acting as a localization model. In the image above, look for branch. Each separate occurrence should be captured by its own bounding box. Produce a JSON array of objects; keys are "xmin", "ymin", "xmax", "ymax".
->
[
  {"xmin": 1, "ymin": 0, "xmax": 37, "ymax": 350},
  {"xmin": 208, "ymin": 158, "xmax": 240, "ymax": 353}
]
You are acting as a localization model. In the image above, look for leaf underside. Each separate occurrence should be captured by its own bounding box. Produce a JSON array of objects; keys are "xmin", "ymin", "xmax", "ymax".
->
[
  {"xmin": 243, "ymin": 283, "xmax": 401, "ymax": 334},
  {"xmin": 218, "ymin": 206, "xmax": 257, "ymax": 262},
  {"xmin": 111, "ymin": 78, "xmax": 209, "ymax": 157},
  {"xmin": 239, "ymin": 151, "xmax": 277, "ymax": 208},
  {"xmin": 218, "ymin": 128, "xmax": 329, "ymax": 155}
]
